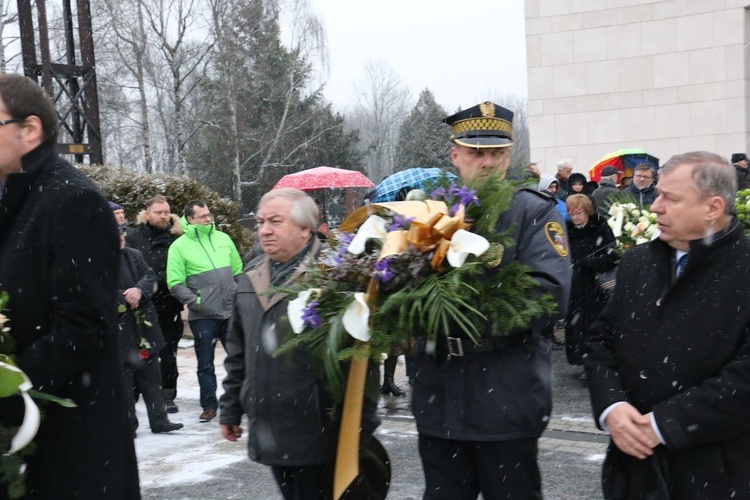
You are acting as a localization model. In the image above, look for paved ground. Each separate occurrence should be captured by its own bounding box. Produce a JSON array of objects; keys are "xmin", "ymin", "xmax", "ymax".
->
[{"xmin": 137, "ymin": 327, "xmax": 607, "ymax": 499}]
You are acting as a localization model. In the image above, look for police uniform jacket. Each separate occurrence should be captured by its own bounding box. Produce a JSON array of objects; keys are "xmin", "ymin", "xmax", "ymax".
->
[
  {"xmin": 411, "ymin": 189, "xmax": 572, "ymax": 442},
  {"xmin": 220, "ymin": 237, "xmax": 380, "ymax": 466},
  {"xmin": 585, "ymin": 219, "xmax": 750, "ymax": 499}
]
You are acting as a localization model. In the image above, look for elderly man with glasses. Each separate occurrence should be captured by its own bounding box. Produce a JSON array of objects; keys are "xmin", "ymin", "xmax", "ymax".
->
[{"xmin": 167, "ymin": 200, "xmax": 243, "ymax": 423}]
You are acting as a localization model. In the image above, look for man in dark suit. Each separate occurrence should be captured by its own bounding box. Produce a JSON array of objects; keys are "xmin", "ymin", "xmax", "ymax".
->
[
  {"xmin": 585, "ymin": 151, "xmax": 750, "ymax": 499},
  {"xmin": 0, "ymin": 73, "xmax": 140, "ymax": 498}
]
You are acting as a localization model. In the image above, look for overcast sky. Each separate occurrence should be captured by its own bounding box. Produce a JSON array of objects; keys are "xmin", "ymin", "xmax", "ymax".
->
[{"xmin": 307, "ymin": 0, "xmax": 528, "ymax": 113}]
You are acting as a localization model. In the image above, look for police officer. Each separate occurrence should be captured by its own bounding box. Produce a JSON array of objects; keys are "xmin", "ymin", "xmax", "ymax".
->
[{"xmin": 411, "ymin": 102, "xmax": 572, "ymax": 499}]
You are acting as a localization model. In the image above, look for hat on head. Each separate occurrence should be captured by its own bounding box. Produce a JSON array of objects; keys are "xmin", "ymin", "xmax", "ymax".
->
[
  {"xmin": 731, "ymin": 153, "xmax": 747, "ymax": 164},
  {"xmin": 601, "ymin": 166, "xmax": 619, "ymax": 177},
  {"xmin": 569, "ymin": 173, "xmax": 587, "ymax": 186},
  {"xmin": 443, "ymin": 101, "xmax": 513, "ymax": 148},
  {"xmin": 108, "ymin": 201, "xmax": 123, "ymax": 211}
]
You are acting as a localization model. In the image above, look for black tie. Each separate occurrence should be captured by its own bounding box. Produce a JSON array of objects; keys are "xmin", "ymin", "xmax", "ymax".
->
[{"xmin": 675, "ymin": 254, "xmax": 689, "ymax": 279}]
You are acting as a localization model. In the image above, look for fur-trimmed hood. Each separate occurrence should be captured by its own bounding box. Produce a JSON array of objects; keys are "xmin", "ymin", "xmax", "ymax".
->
[{"xmin": 135, "ymin": 210, "xmax": 183, "ymax": 236}]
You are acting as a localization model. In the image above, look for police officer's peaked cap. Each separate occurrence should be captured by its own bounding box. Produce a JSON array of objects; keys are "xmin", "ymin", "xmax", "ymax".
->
[{"xmin": 443, "ymin": 101, "xmax": 514, "ymax": 148}]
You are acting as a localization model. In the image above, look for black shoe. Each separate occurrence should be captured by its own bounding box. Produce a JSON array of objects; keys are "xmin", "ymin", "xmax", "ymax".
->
[
  {"xmin": 152, "ymin": 422, "xmax": 184, "ymax": 433},
  {"xmin": 550, "ymin": 340, "xmax": 564, "ymax": 351},
  {"xmin": 381, "ymin": 381, "xmax": 406, "ymax": 397},
  {"xmin": 165, "ymin": 400, "xmax": 179, "ymax": 414}
]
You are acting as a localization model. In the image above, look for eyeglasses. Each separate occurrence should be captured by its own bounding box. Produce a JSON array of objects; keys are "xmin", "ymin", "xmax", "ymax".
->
[
  {"xmin": 634, "ymin": 174, "xmax": 653, "ymax": 180},
  {"xmin": 0, "ymin": 117, "xmax": 25, "ymax": 127},
  {"xmin": 569, "ymin": 211, "xmax": 587, "ymax": 217}
]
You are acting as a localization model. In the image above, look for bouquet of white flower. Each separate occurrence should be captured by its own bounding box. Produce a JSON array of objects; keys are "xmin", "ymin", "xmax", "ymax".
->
[{"xmin": 607, "ymin": 201, "xmax": 659, "ymax": 251}]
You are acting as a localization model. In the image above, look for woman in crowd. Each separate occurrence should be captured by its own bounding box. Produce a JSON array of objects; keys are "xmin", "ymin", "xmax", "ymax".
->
[{"xmin": 564, "ymin": 195, "xmax": 617, "ymax": 378}]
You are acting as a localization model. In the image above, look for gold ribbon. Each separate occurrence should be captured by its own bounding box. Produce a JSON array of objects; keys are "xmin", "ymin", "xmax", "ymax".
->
[
  {"xmin": 333, "ymin": 201, "xmax": 469, "ymax": 497},
  {"xmin": 333, "ymin": 278, "xmax": 377, "ymax": 499},
  {"xmin": 342, "ymin": 200, "xmax": 469, "ymax": 269}
]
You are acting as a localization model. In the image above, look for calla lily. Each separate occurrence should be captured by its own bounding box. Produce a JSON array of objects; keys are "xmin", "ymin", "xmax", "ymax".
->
[
  {"xmin": 288, "ymin": 289, "xmax": 319, "ymax": 334},
  {"xmin": 0, "ymin": 361, "xmax": 40, "ymax": 455},
  {"xmin": 447, "ymin": 229, "xmax": 490, "ymax": 267},
  {"xmin": 342, "ymin": 292, "xmax": 371, "ymax": 341},
  {"xmin": 347, "ymin": 215, "xmax": 388, "ymax": 255}
]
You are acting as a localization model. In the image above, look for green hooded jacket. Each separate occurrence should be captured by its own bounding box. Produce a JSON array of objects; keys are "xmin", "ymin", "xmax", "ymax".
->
[{"xmin": 167, "ymin": 215, "xmax": 243, "ymax": 320}]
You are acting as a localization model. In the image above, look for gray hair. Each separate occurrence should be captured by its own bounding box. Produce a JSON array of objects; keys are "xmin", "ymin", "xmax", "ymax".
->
[
  {"xmin": 557, "ymin": 159, "xmax": 573, "ymax": 171},
  {"xmin": 258, "ymin": 188, "xmax": 318, "ymax": 230},
  {"xmin": 660, "ymin": 151, "xmax": 737, "ymax": 214}
]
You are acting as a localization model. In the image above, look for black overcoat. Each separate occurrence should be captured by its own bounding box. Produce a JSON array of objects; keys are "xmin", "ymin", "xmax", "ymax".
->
[
  {"xmin": 118, "ymin": 247, "xmax": 166, "ymax": 359},
  {"xmin": 0, "ymin": 144, "xmax": 140, "ymax": 499},
  {"xmin": 565, "ymin": 214, "xmax": 616, "ymax": 365},
  {"xmin": 585, "ymin": 220, "xmax": 750, "ymax": 499}
]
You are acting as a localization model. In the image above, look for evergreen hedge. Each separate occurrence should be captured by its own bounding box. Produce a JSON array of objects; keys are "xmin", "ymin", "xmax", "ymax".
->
[{"xmin": 77, "ymin": 164, "xmax": 254, "ymax": 253}]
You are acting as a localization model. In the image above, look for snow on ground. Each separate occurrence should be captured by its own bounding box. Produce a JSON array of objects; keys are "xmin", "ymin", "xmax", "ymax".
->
[{"xmin": 134, "ymin": 339, "xmax": 248, "ymax": 490}]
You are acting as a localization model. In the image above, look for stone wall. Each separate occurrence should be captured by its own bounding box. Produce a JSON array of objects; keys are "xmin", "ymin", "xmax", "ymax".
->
[{"xmin": 526, "ymin": 0, "xmax": 750, "ymax": 176}]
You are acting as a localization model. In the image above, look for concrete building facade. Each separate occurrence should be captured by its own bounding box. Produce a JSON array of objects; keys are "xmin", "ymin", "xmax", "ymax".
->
[{"xmin": 525, "ymin": 0, "xmax": 750, "ymax": 178}]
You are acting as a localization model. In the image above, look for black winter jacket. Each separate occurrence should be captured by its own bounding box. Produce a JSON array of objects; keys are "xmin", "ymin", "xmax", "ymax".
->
[
  {"xmin": 565, "ymin": 214, "xmax": 616, "ymax": 365},
  {"xmin": 585, "ymin": 220, "xmax": 750, "ymax": 499},
  {"xmin": 118, "ymin": 247, "xmax": 166, "ymax": 358},
  {"xmin": 0, "ymin": 144, "xmax": 140, "ymax": 498},
  {"xmin": 128, "ymin": 217, "xmax": 184, "ymax": 314}
]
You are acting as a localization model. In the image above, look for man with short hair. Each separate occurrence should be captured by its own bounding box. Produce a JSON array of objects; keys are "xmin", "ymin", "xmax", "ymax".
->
[
  {"xmin": 0, "ymin": 73, "xmax": 139, "ymax": 497},
  {"xmin": 220, "ymin": 188, "xmax": 381, "ymax": 499},
  {"xmin": 128, "ymin": 195, "xmax": 185, "ymax": 413},
  {"xmin": 731, "ymin": 152, "xmax": 750, "ymax": 190},
  {"xmin": 626, "ymin": 163, "xmax": 657, "ymax": 208},
  {"xmin": 592, "ymin": 166, "xmax": 620, "ymax": 216},
  {"xmin": 585, "ymin": 151, "xmax": 750, "ymax": 498},
  {"xmin": 167, "ymin": 200, "xmax": 242, "ymax": 422},
  {"xmin": 411, "ymin": 101, "xmax": 572, "ymax": 499},
  {"xmin": 555, "ymin": 159, "xmax": 574, "ymax": 199}
]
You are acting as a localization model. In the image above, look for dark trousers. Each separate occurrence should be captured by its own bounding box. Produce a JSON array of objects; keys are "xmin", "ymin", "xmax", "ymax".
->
[
  {"xmin": 123, "ymin": 353, "xmax": 169, "ymax": 431},
  {"xmin": 189, "ymin": 318, "xmax": 228, "ymax": 411},
  {"xmin": 157, "ymin": 309, "xmax": 184, "ymax": 394},
  {"xmin": 418, "ymin": 434, "xmax": 542, "ymax": 500},
  {"xmin": 271, "ymin": 464, "xmax": 326, "ymax": 500}
]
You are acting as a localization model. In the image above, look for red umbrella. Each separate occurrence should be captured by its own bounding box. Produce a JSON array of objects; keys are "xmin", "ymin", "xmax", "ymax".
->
[{"xmin": 273, "ymin": 166, "xmax": 374, "ymax": 191}]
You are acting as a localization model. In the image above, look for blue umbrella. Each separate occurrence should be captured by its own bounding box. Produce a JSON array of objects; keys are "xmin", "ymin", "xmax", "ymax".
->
[{"xmin": 369, "ymin": 168, "xmax": 457, "ymax": 203}]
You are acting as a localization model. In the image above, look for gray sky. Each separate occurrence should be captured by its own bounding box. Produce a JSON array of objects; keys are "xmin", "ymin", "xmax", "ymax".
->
[{"xmin": 309, "ymin": 0, "xmax": 528, "ymax": 112}]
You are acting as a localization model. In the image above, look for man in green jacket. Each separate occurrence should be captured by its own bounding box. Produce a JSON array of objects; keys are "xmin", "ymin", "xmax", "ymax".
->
[{"xmin": 167, "ymin": 200, "xmax": 243, "ymax": 422}]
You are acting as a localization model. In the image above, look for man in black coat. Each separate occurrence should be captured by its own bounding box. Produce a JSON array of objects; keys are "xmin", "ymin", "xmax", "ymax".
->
[
  {"xmin": 411, "ymin": 102, "xmax": 572, "ymax": 499},
  {"xmin": 585, "ymin": 151, "xmax": 750, "ymax": 499},
  {"xmin": 0, "ymin": 74, "xmax": 140, "ymax": 497},
  {"xmin": 128, "ymin": 194, "xmax": 185, "ymax": 413},
  {"xmin": 118, "ymin": 232, "xmax": 183, "ymax": 435}
]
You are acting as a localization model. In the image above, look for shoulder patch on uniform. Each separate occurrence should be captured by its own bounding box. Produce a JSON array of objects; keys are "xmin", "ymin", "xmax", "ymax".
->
[{"xmin": 544, "ymin": 221, "xmax": 569, "ymax": 257}]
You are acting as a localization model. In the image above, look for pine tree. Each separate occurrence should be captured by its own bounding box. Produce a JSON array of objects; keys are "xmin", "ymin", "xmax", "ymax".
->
[{"xmin": 394, "ymin": 89, "xmax": 451, "ymax": 171}]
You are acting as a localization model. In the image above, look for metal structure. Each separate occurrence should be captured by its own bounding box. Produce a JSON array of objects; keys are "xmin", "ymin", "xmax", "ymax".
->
[{"xmin": 16, "ymin": 0, "xmax": 103, "ymax": 164}]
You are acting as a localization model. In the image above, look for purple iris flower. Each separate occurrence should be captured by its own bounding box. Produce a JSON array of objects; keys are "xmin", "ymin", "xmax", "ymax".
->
[
  {"xmin": 389, "ymin": 215, "xmax": 415, "ymax": 232},
  {"xmin": 430, "ymin": 186, "xmax": 448, "ymax": 200},
  {"xmin": 447, "ymin": 185, "xmax": 480, "ymax": 215},
  {"xmin": 301, "ymin": 301, "xmax": 322, "ymax": 329},
  {"xmin": 374, "ymin": 259, "xmax": 394, "ymax": 283},
  {"xmin": 337, "ymin": 232, "xmax": 354, "ymax": 250},
  {"xmin": 456, "ymin": 185, "xmax": 480, "ymax": 208}
]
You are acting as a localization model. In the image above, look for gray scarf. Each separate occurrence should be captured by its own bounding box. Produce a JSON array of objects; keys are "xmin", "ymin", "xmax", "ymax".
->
[{"xmin": 269, "ymin": 236, "xmax": 315, "ymax": 288}]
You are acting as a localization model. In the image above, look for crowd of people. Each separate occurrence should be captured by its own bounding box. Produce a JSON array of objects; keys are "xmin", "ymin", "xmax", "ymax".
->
[{"xmin": 2, "ymin": 73, "xmax": 750, "ymax": 500}]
